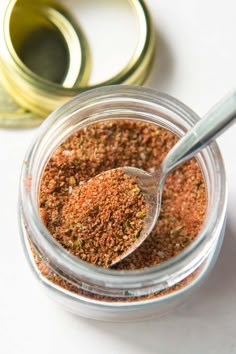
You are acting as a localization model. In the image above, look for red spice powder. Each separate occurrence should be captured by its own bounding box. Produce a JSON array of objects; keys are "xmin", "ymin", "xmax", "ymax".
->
[
  {"xmin": 36, "ymin": 120, "xmax": 206, "ymax": 300},
  {"xmin": 60, "ymin": 169, "xmax": 147, "ymax": 267}
]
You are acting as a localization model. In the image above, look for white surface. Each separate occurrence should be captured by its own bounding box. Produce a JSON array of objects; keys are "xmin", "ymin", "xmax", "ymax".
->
[{"xmin": 1, "ymin": 1, "xmax": 236, "ymax": 353}]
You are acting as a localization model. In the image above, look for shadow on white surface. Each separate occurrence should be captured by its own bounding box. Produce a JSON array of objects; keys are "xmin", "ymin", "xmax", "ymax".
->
[
  {"xmin": 146, "ymin": 29, "xmax": 175, "ymax": 93},
  {"xmin": 73, "ymin": 218, "xmax": 236, "ymax": 354},
  {"xmin": 196, "ymin": 217, "xmax": 236, "ymax": 301}
]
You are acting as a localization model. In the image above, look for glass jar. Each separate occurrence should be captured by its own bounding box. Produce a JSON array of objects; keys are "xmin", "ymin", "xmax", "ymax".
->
[{"xmin": 19, "ymin": 86, "xmax": 227, "ymax": 321}]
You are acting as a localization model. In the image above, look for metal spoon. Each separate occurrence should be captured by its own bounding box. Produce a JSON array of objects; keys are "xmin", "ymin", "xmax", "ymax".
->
[{"xmin": 110, "ymin": 91, "xmax": 236, "ymax": 266}]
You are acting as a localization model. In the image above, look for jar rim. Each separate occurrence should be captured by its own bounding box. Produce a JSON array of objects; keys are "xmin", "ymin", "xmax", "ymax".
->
[{"xmin": 19, "ymin": 85, "xmax": 227, "ymax": 295}]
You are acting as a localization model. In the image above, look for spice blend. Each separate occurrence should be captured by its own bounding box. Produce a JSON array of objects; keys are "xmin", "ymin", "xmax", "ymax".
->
[{"xmin": 38, "ymin": 120, "xmax": 206, "ymax": 300}]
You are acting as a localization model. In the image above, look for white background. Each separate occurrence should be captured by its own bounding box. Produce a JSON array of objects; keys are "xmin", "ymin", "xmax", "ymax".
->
[{"xmin": 1, "ymin": 0, "xmax": 236, "ymax": 353}]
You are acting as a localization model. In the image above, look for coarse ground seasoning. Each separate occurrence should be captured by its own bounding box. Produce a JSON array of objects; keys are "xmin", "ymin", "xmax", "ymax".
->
[
  {"xmin": 60, "ymin": 169, "xmax": 147, "ymax": 267},
  {"xmin": 37, "ymin": 120, "xmax": 206, "ymax": 301}
]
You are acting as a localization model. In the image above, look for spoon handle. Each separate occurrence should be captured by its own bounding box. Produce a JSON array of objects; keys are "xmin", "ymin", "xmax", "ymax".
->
[{"xmin": 161, "ymin": 91, "xmax": 236, "ymax": 175}]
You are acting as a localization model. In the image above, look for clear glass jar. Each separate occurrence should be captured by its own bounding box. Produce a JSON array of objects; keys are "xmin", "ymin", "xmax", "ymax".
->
[{"xmin": 19, "ymin": 86, "xmax": 227, "ymax": 321}]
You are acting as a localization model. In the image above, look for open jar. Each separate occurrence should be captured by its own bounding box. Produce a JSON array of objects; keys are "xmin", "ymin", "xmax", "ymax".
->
[{"xmin": 19, "ymin": 86, "xmax": 227, "ymax": 321}]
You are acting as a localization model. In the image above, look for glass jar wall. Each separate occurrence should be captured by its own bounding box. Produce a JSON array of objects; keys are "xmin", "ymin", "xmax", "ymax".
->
[{"xmin": 19, "ymin": 86, "xmax": 227, "ymax": 321}]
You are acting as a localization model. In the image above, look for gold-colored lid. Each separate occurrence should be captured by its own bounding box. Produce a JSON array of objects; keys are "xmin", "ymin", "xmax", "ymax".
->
[
  {"xmin": 0, "ymin": 0, "xmax": 90, "ymax": 127},
  {"xmin": 0, "ymin": 0, "xmax": 156, "ymax": 128}
]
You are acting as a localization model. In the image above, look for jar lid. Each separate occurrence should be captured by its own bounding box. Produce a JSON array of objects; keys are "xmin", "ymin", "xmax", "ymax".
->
[
  {"xmin": 0, "ymin": 0, "xmax": 90, "ymax": 128},
  {"xmin": 0, "ymin": 0, "xmax": 155, "ymax": 128}
]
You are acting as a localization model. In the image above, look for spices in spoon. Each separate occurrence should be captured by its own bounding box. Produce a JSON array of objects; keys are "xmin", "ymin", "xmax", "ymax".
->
[
  {"xmin": 38, "ymin": 120, "xmax": 206, "ymax": 300},
  {"xmin": 60, "ymin": 169, "xmax": 147, "ymax": 267}
]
